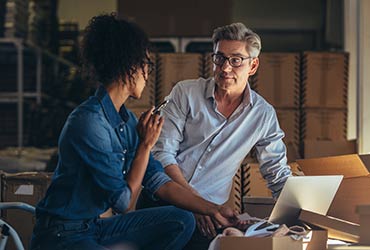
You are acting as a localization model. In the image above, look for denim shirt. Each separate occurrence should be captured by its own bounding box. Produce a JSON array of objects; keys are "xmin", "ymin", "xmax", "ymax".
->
[{"xmin": 36, "ymin": 85, "xmax": 171, "ymax": 220}]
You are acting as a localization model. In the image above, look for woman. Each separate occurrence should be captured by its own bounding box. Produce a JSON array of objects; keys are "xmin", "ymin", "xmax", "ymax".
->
[{"xmin": 30, "ymin": 14, "xmax": 237, "ymax": 250}]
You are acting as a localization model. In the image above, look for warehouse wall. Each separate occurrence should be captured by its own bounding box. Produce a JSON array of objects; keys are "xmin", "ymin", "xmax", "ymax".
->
[
  {"xmin": 55, "ymin": 0, "xmax": 368, "ymax": 152},
  {"xmin": 232, "ymin": 0, "xmax": 323, "ymax": 29},
  {"xmin": 58, "ymin": 0, "xmax": 116, "ymax": 30}
]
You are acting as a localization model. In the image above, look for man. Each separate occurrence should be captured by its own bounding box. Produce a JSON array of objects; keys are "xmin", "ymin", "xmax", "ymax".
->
[{"xmin": 139, "ymin": 22, "xmax": 292, "ymax": 249}]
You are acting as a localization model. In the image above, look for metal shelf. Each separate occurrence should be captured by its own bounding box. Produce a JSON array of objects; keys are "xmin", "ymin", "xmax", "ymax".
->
[{"xmin": 0, "ymin": 38, "xmax": 78, "ymax": 150}]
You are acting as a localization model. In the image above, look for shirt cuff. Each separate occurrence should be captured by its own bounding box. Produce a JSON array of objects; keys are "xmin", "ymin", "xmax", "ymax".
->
[
  {"xmin": 156, "ymin": 154, "xmax": 178, "ymax": 169},
  {"xmin": 144, "ymin": 171, "xmax": 172, "ymax": 199},
  {"xmin": 112, "ymin": 188, "xmax": 131, "ymax": 213}
]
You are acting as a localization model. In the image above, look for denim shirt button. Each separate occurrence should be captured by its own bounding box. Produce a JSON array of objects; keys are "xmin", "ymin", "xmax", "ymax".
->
[
  {"xmin": 119, "ymin": 128, "xmax": 124, "ymax": 132},
  {"xmin": 122, "ymin": 170, "xmax": 126, "ymax": 174},
  {"xmin": 121, "ymin": 157, "xmax": 125, "ymax": 161},
  {"xmin": 123, "ymin": 149, "xmax": 127, "ymax": 154}
]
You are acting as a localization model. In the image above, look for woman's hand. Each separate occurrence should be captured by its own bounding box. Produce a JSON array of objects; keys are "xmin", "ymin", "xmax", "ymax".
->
[{"xmin": 136, "ymin": 107, "xmax": 164, "ymax": 149}]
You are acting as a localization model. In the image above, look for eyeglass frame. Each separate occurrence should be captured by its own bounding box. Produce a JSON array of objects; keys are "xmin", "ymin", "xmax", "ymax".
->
[{"xmin": 211, "ymin": 53, "xmax": 254, "ymax": 68}]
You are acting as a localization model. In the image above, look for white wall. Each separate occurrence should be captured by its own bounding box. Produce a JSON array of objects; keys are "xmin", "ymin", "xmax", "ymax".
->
[
  {"xmin": 344, "ymin": 0, "xmax": 370, "ymax": 153},
  {"xmin": 58, "ymin": 0, "xmax": 117, "ymax": 30}
]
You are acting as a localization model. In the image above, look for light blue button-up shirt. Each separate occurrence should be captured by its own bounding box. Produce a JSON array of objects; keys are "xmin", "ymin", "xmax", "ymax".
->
[{"xmin": 153, "ymin": 77, "xmax": 291, "ymax": 204}]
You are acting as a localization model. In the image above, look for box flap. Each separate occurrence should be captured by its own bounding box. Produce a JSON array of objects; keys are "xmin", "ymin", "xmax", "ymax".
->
[
  {"xmin": 359, "ymin": 154, "xmax": 370, "ymax": 171},
  {"xmin": 299, "ymin": 209, "xmax": 360, "ymax": 243},
  {"xmin": 297, "ymin": 154, "xmax": 369, "ymax": 178}
]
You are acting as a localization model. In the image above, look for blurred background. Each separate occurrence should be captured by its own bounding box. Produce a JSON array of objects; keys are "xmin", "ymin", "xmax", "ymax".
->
[{"xmin": 0, "ymin": 0, "xmax": 369, "ymax": 166}]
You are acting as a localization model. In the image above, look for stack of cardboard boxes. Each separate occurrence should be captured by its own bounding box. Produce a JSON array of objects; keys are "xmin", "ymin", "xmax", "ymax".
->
[
  {"xmin": 156, "ymin": 53, "xmax": 203, "ymax": 103},
  {"xmin": 253, "ymin": 53, "xmax": 301, "ymax": 162},
  {"xmin": 300, "ymin": 51, "xmax": 355, "ymax": 158}
]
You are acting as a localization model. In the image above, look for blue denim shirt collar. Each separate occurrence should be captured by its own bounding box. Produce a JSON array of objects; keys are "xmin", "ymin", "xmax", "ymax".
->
[
  {"xmin": 95, "ymin": 85, "xmax": 129, "ymax": 128},
  {"xmin": 205, "ymin": 78, "xmax": 254, "ymax": 107}
]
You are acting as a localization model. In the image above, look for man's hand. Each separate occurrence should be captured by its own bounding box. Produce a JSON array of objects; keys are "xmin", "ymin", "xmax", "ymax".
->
[
  {"xmin": 194, "ymin": 213, "xmax": 219, "ymax": 239},
  {"xmin": 195, "ymin": 205, "xmax": 240, "ymax": 238},
  {"xmin": 211, "ymin": 205, "xmax": 239, "ymax": 228}
]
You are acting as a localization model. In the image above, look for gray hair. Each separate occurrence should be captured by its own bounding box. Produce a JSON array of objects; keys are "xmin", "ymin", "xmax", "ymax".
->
[{"xmin": 212, "ymin": 23, "xmax": 261, "ymax": 57}]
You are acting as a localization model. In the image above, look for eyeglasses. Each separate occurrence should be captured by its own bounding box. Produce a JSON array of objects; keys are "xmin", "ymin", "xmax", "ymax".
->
[{"xmin": 211, "ymin": 53, "xmax": 254, "ymax": 67}]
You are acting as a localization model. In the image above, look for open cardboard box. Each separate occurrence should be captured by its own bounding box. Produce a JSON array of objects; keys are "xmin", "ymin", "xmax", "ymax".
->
[
  {"xmin": 216, "ymin": 229, "xmax": 329, "ymax": 250},
  {"xmin": 217, "ymin": 236, "xmax": 302, "ymax": 250},
  {"xmin": 296, "ymin": 154, "xmax": 370, "ymax": 224},
  {"xmin": 356, "ymin": 204, "xmax": 370, "ymax": 245},
  {"xmin": 299, "ymin": 209, "xmax": 360, "ymax": 243}
]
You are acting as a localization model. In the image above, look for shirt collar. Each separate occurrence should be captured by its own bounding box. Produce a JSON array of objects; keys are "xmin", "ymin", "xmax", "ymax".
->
[
  {"xmin": 205, "ymin": 78, "xmax": 254, "ymax": 107},
  {"xmin": 95, "ymin": 85, "xmax": 129, "ymax": 128}
]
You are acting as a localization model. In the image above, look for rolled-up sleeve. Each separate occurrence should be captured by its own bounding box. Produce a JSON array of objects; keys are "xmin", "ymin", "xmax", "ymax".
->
[
  {"xmin": 112, "ymin": 188, "xmax": 131, "ymax": 212},
  {"xmin": 153, "ymin": 84, "xmax": 188, "ymax": 168},
  {"xmin": 255, "ymin": 107, "xmax": 292, "ymax": 198},
  {"xmin": 142, "ymin": 154, "xmax": 172, "ymax": 197}
]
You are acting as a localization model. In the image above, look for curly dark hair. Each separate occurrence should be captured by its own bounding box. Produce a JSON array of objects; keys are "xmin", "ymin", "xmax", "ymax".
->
[{"xmin": 80, "ymin": 13, "xmax": 151, "ymax": 86}]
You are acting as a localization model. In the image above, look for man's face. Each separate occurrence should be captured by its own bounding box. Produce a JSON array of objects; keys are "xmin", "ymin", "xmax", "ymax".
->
[{"xmin": 213, "ymin": 40, "xmax": 259, "ymax": 90}]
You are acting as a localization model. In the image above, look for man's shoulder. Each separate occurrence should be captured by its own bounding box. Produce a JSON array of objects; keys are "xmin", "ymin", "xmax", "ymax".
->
[
  {"xmin": 250, "ymin": 89, "xmax": 275, "ymax": 112},
  {"xmin": 175, "ymin": 77, "xmax": 209, "ymax": 90}
]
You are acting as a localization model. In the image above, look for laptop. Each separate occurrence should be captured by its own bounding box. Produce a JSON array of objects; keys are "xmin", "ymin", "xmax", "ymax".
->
[{"xmin": 268, "ymin": 175, "xmax": 343, "ymax": 226}]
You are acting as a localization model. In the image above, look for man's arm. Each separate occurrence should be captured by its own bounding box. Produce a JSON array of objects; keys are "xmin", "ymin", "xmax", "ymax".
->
[
  {"xmin": 165, "ymin": 164, "xmax": 222, "ymax": 238},
  {"xmin": 164, "ymin": 164, "xmax": 199, "ymax": 195},
  {"xmin": 155, "ymin": 180, "xmax": 238, "ymax": 228},
  {"xmin": 255, "ymin": 107, "xmax": 292, "ymax": 198}
]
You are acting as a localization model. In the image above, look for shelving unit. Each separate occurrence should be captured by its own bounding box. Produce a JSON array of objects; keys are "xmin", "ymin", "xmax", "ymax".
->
[{"xmin": 0, "ymin": 38, "xmax": 77, "ymax": 151}]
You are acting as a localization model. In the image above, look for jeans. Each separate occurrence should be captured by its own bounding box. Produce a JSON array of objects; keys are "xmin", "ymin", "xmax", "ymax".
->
[
  {"xmin": 31, "ymin": 206, "xmax": 195, "ymax": 250},
  {"xmin": 137, "ymin": 192, "xmax": 212, "ymax": 250}
]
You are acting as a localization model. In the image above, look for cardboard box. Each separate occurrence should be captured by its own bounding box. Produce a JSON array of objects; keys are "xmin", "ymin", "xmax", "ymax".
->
[
  {"xmin": 328, "ymin": 245, "xmax": 370, "ymax": 249},
  {"xmin": 356, "ymin": 204, "xmax": 370, "ymax": 245},
  {"xmin": 303, "ymin": 140, "xmax": 357, "ymax": 158},
  {"xmin": 301, "ymin": 108, "xmax": 347, "ymax": 141},
  {"xmin": 218, "ymin": 236, "xmax": 302, "ymax": 250},
  {"xmin": 285, "ymin": 141, "xmax": 301, "ymax": 163},
  {"xmin": 296, "ymin": 154, "xmax": 370, "ymax": 224},
  {"xmin": 1, "ymin": 172, "xmax": 52, "ymax": 250},
  {"xmin": 156, "ymin": 53, "xmax": 203, "ymax": 102},
  {"xmin": 305, "ymin": 229, "xmax": 328, "ymax": 250},
  {"xmin": 203, "ymin": 53, "xmax": 214, "ymax": 79},
  {"xmin": 275, "ymin": 108, "xmax": 300, "ymax": 162},
  {"xmin": 254, "ymin": 53, "xmax": 300, "ymax": 108},
  {"xmin": 244, "ymin": 163, "xmax": 272, "ymax": 198},
  {"xmin": 243, "ymin": 196, "xmax": 275, "ymax": 218},
  {"xmin": 299, "ymin": 209, "xmax": 360, "ymax": 243},
  {"xmin": 275, "ymin": 108, "xmax": 299, "ymax": 144},
  {"xmin": 302, "ymin": 52, "xmax": 348, "ymax": 108},
  {"xmin": 224, "ymin": 168, "xmax": 242, "ymax": 214}
]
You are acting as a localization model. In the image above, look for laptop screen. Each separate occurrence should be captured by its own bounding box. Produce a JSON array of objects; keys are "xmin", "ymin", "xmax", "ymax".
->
[{"xmin": 269, "ymin": 175, "xmax": 343, "ymax": 226}]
